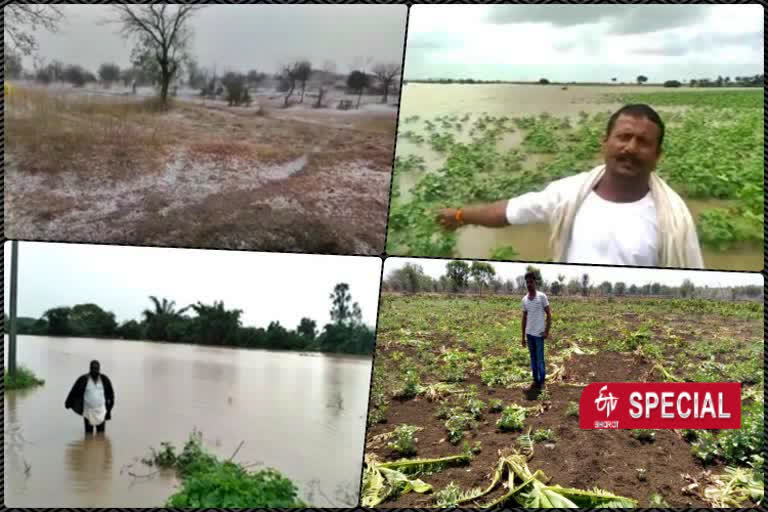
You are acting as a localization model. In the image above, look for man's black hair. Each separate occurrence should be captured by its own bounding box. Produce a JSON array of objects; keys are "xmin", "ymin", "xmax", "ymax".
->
[
  {"xmin": 90, "ymin": 360, "xmax": 100, "ymax": 366},
  {"xmin": 605, "ymin": 104, "xmax": 665, "ymax": 150},
  {"xmin": 524, "ymin": 271, "xmax": 536, "ymax": 282}
]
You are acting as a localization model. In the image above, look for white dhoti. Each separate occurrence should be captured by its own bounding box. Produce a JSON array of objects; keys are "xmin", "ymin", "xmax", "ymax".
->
[
  {"xmin": 83, "ymin": 405, "xmax": 107, "ymax": 426},
  {"xmin": 84, "ymin": 376, "xmax": 107, "ymax": 425}
]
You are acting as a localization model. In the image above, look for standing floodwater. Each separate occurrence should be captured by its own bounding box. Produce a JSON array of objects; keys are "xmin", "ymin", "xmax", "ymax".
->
[
  {"xmin": 391, "ymin": 83, "xmax": 762, "ymax": 271},
  {"xmin": 4, "ymin": 335, "xmax": 371, "ymax": 507}
]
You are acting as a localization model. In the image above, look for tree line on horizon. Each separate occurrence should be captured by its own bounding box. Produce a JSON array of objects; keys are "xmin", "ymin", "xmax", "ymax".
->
[
  {"xmin": 383, "ymin": 261, "xmax": 763, "ymax": 301},
  {"xmin": 403, "ymin": 73, "xmax": 764, "ymax": 88},
  {"xmin": 4, "ymin": 5, "xmax": 402, "ymax": 109},
  {"xmin": 3, "ymin": 283, "xmax": 375, "ymax": 355}
]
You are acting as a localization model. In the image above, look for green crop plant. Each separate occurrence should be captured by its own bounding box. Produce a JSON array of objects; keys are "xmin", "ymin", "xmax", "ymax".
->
[
  {"xmin": 142, "ymin": 431, "xmax": 305, "ymax": 507},
  {"xmin": 445, "ymin": 412, "xmax": 477, "ymax": 444},
  {"xmin": 497, "ymin": 404, "xmax": 527, "ymax": 432},
  {"xmin": 387, "ymin": 425, "xmax": 422, "ymax": 456},
  {"xmin": 631, "ymin": 429, "xmax": 656, "ymax": 443},
  {"xmin": 533, "ymin": 428, "xmax": 555, "ymax": 443},
  {"xmin": 566, "ymin": 401, "xmax": 579, "ymax": 418},
  {"xmin": 489, "ymin": 398, "xmax": 504, "ymax": 413}
]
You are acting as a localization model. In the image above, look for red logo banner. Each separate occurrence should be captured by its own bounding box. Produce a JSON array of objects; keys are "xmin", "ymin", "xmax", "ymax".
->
[{"xmin": 579, "ymin": 382, "xmax": 741, "ymax": 429}]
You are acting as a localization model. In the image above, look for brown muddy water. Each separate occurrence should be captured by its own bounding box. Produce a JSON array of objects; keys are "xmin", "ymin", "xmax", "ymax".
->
[
  {"xmin": 4, "ymin": 335, "xmax": 371, "ymax": 507},
  {"xmin": 395, "ymin": 83, "xmax": 762, "ymax": 270}
]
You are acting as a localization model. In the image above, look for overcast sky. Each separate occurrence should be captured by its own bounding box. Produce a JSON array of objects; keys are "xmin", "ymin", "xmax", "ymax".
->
[
  {"xmin": 385, "ymin": 258, "xmax": 763, "ymax": 289},
  {"xmin": 3, "ymin": 242, "xmax": 382, "ymax": 329},
  {"xmin": 405, "ymin": 4, "xmax": 763, "ymax": 82},
  {"xmin": 18, "ymin": 4, "xmax": 406, "ymax": 74}
]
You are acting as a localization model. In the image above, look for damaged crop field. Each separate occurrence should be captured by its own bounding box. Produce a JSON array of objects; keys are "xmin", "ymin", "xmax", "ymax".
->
[
  {"xmin": 4, "ymin": 85, "xmax": 395, "ymax": 254},
  {"xmin": 364, "ymin": 293, "xmax": 763, "ymax": 508}
]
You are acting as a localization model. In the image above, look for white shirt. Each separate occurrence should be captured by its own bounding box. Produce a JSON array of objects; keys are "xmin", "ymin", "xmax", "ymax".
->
[
  {"xmin": 83, "ymin": 376, "xmax": 107, "ymax": 425},
  {"xmin": 522, "ymin": 291, "xmax": 549, "ymax": 336},
  {"xmin": 505, "ymin": 174, "xmax": 659, "ymax": 266},
  {"xmin": 567, "ymin": 190, "xmax": 658, "ymax": 266}
]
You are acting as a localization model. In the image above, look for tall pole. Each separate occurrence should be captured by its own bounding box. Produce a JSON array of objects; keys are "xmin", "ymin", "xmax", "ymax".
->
[{"xmin": 8, "ymin": 240, "xmax": 19, "ymax": 376}]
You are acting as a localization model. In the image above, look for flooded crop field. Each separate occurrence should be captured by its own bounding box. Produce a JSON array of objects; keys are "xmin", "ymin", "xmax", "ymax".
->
[{"xmin": 388, "ymin": 84, "xmax": 762, "ymax": 270}]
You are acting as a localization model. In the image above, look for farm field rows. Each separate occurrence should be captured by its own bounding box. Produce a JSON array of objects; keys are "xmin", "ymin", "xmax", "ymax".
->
[
  {"xmin": 364, "ymin": 293, "xmax": 764, "ymax": 507},
  {"xmin": 388, "ymin": 88, "xmax": 763, "ymax": 269}
]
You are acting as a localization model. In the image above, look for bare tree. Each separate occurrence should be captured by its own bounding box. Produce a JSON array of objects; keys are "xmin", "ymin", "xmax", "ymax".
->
[
  {"xmin": 108, "ymin": 5, "xmax": 204, "ymax": 106},
  {"xmin": 280, "ymin": 62, "xmax": 300, "ymax": 107},
  {"xmin": 4, "ymin": 5, "xmax": 64, "ymax": 55},
  {"xmin": 294, "ymin": 61, "xmax": 312, "ymax": 103},
  {"xmin": 372, "ymin": 63, "xmax": 401, "ymax": 104}
]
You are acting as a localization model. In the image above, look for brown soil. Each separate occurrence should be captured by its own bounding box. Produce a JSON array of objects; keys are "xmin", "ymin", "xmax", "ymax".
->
[
  {"xmin": 366, "ymin": 350, "xmax": 722, "ymax": 508},
  {"xmin": 5, "ymin": 93, "xmax": 395, "ymax": 254}
]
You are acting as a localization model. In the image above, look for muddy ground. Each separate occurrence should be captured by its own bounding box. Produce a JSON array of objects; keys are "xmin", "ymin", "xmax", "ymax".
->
[
  {"xmin": 366, "ymin": 294, "xmax": 763, "ymax": 508},
  {"xmin": 5, "ymin": 87, "xmax": 396, "ymax": 254}
]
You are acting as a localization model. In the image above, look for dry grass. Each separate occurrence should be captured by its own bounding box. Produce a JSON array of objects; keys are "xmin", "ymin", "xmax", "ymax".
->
[
  {"xmin": 6, "ymin": 86, "xmax": 171, "ymax": 175},
  {"xmin": 354, "ymin": 116, "xmax": 398, "ymax": 137}
]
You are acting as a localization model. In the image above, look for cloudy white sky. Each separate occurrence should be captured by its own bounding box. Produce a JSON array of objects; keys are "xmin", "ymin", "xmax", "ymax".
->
[
  {"xmin": 3, "ymin": 242, "xmax": 382, "ymax": 329},
  {"xmin": 14, "ymin": 4, "xmax": 406, "ymax": 75},
  {"xmin": 385, "ymin": 258, "xmax": 763, "ymax": 289},
  {"xmin": 406, "ymin": 4, "xmax": 764, "ymax": 82}
]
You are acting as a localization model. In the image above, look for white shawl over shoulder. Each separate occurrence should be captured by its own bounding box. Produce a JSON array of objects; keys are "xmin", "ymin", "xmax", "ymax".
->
[{"xmin": 548, "ymin": 165, "xmax": 704, "ymax": 268}]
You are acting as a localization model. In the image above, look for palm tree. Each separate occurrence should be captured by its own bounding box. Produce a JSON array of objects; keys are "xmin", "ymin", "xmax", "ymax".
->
[{"xmin": 142, "ymin": 296, "xmax": 189, "ymax": 341}]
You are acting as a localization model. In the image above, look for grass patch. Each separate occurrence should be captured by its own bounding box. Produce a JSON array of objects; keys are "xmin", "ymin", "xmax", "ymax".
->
[
  {"xmin": 4, "ymin": 366, "xmax": 45, "ymax": 390},
  {"xmin": 6, "ymin": 86, "xmax": 171, "ymax": 175},
  {"xmin": 142, "ymin": 431, "xmax": 306, "ymax": 507}
]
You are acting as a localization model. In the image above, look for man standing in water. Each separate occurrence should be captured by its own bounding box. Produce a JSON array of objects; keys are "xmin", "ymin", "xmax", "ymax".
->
[
  {"xmin": 522, "ymin": 271, "xmax": 551, "ymax": 390},
  {"xmin": 65, "ymin": 360, "xmax": 115, "ymax": 435},
  {"xmin": 437, "ymin": 104, "xmax": 704, "ymax": 268}
]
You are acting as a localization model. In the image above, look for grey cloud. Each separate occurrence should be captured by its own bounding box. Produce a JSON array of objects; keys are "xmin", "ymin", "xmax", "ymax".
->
[
  {"xmin": 485, "ymin": 5, "xmax": 711, "ymax": 35},
  {"xmin": 31, "ymin": 5, "xmax": 407, "ymax": 74},
  {"xmin": 628, "ymin": 30, "xmax": 764, "ymax": 58},
  {"xmin": 406, "ymin": 30, "xmax": 465, "ymax": 51}
]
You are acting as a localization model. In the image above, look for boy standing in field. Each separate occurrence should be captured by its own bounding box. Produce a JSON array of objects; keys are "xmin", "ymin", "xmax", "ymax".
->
[{"xmin": 522, "ymin": 271, "xmax": 551, "ymax": 390}]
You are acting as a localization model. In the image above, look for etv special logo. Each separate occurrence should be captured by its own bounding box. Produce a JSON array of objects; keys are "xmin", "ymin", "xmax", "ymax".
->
[{"xmin": 580, "ymin": 382, "xmax": 741, "ymax": 430}]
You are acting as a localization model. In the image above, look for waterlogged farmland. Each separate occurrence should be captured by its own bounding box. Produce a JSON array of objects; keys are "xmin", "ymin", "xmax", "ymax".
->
[
  {"xmin": 388, "ymin": 85, "xmax": 763, "ymax": 269},
  {"xmin": 364, "ymin": 294, "xmax": 764, "ymax": 508}
]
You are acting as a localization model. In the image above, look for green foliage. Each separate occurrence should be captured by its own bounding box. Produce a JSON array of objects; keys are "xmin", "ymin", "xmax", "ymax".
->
[
  {"xmin": 497, "ymin": 404, "xmax": 527, "ymax": 432},
  {"xmin": 144, "ymin": 432, "xmax": 305, "ymax": 507},
  {"xmin": 445, "ymin": 412, "xmax": 477, "ymax": 444},
  {"xmin": 390, "ymin": 89, "xmax": 762, "ymax": 257},
  {"xmin": 489, "ymin": 398, "xmax": 504, "ymax": 412},
  {"xmin": 532, "ymin": 428, "xmax": 555, "ymax": 442},
  {"xmin": 691, "ymin": 401, "xmax": 763, "ymax": 465},
  {"xmin": 12, "ymin": 282, "xmax": 374, "ymax": 356},
  {"xmin": 434, "ymin": 481, "xmax": 484, "ymax": 507},
  {"xmin": 362, "ymin": 453, "xmax": 471, "ymax": 507},
  {"xmin": 649, "ymin": 492, "xmax": 670, "ymax": 507},
  {"xmin": 566, "ymin": 401, "xmax": 580, "ymax": 418},
  {"xmin": 393, "ymin": 370, "xmax": 421, "ymax": 399},
  {"xmin": 4, "ymin": 366, "xmax": 45, "ymax": 390},
  {"xmin": 481, "ymin": 356, "xmax": 528, "ymax": 387},
  {"xmin": 489, "ymin": 245, "xmax": 520, "ymax": 260},
  {"xmin": 387, "ymin": 425, "xmax": 420, "ymax": 456},
  {"xmin": 632, "ymin": 429, "xmax": 656, "ymax": 443}
]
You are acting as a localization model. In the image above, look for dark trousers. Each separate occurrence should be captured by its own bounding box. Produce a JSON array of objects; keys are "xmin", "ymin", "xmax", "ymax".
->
[
  {"xmin": 84, "ymin": 418, "xmax": 106, "ymax": 434},
  {"xmin": 526, "ymin": 334, "xmax": 546, "ymax": 386}
]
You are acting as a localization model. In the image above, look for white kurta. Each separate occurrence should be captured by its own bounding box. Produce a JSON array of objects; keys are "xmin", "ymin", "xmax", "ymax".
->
[{"xmin": 83, "ymin": 376, "xmax": 107, "ymax": 425}]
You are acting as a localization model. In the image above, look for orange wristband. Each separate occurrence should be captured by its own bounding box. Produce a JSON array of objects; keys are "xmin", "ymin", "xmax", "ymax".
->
[{"xmin": 455, "ymin": 208, "xmax": 464, "ymax": 225}]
